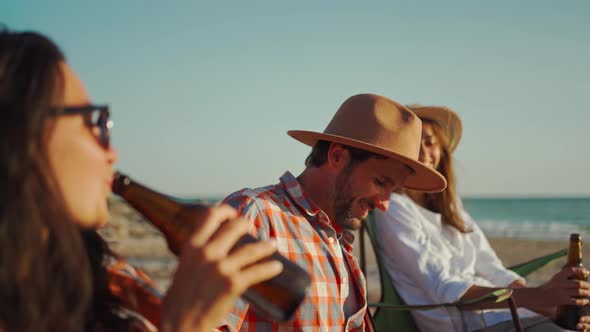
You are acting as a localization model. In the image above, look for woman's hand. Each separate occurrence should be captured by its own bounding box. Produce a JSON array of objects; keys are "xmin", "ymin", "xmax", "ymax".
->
[
  {"xmin": 535, "ymin": 267, "xmax": 590, "ymax": 307},
  {"xmin": 576, "ymin": 314, "xmax": 590, "ymax": 332},
  {"xmin": 159, "ymin": 204, "xmax": 283, "ymax": 332},
  {"xmin": 506, "ymin": 267, "xmax": 590, "ymax": 319}
]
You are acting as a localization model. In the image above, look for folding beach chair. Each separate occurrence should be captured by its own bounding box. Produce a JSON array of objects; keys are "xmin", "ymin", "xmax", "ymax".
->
[{"xmin": 359, "ymin": 212, "xmax": 567, "ymax": 332}]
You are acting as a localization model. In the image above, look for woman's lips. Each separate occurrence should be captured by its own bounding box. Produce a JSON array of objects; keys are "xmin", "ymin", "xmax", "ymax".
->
[{"xmin": 106, "ymin": 176, "xmax": 114, "ymax": 191}]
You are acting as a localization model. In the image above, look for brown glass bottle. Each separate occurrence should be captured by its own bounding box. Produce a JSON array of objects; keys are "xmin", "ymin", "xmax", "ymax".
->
[
  {"xmin": 555, "ymin": 233, "xmax": 588, "ymax": 330},
  {"xmin": 112, "ymin": 171, "xmax": 311, "ymax": 322}
]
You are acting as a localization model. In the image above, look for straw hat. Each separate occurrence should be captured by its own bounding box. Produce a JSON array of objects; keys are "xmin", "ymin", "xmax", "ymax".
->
[
  {"xmin": 406, "ymin": 105, "xmax": 463, "ymax": 152},
  {"xmin": 288, "ymin": 93, "xmax": 447, "ymax": 193}
]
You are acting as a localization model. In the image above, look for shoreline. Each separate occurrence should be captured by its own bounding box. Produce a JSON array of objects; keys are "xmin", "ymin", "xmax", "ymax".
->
[
  {"xmin": 105, "ymin": 236, "xmax": 575, "ymax": 295},
  {"xmin": 103, "ymin": 198, "xmax": 580, "ymax": 293}
]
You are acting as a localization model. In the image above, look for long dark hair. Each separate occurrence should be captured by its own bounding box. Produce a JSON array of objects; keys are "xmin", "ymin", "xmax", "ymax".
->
[{"xmin": 0, "ymin": 29, "xmax": 118, "ymax": 331}]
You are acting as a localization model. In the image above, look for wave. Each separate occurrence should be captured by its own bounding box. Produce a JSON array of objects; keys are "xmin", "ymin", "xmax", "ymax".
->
[{"xmin": 477, "ymin": 219, "xmax": 590, "ymax": 241}]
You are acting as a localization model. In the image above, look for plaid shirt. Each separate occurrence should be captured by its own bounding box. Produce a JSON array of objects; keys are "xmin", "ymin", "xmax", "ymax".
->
[
  {"xmin": 219, "ymin": 172, "xmax": 374, "ymax": 332},
  {"xmin": 106, "ymin": 257, "xmax": 160, "ymax": 331}
]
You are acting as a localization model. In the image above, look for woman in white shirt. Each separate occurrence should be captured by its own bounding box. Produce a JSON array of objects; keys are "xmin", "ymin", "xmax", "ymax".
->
[{"xmin": 373, "ymin": 105, "xmax": 590, "ymax": 332}]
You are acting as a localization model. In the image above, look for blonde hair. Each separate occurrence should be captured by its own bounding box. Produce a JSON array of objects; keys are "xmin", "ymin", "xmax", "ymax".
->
[{"xmin": 422, "ymin": 120, "xmax": 471, "ymax": 233}]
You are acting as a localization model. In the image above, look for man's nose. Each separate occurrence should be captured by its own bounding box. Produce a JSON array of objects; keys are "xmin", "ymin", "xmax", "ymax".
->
[{"xmin": 374, "ymin": 197, "xmax": 389, "ymax": 211}]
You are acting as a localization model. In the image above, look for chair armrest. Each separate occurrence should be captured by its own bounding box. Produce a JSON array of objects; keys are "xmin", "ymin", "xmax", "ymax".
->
[
  {"xmin": 508, "ymin": 249, "xmax": 567, "ymax": 277},
  {"xmin": 369, "ymin": 288, "xmax": 512, "ymax": 311},
  {"xmin": 369, "ymin": 289, "xmax": 523, "ymax": 332}
]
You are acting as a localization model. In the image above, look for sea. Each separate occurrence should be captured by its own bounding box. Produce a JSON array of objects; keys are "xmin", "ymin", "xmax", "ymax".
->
[
  {"xmin": 124, "ymin": 196, "xmax": 590, "ymax": 289},
  {"xmin": 198, "ymin": 196, "xmax": 590, "ymax": 241},
  {"xmin": 463, "ymin": 197, "xmax": 590, "ymax": 241}
]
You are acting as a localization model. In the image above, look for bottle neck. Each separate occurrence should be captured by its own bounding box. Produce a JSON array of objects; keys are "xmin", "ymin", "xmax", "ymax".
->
[
  {"xmin": 113, "ymin": 174, "xmax": 182, "ymax": 225},
  {"xmin": 113, "ymin": 173, "xmax": 188, "ymax": 254},
  {"xmin": 567, "ymin": 240, "xmax": 583, "ymax": 267}
]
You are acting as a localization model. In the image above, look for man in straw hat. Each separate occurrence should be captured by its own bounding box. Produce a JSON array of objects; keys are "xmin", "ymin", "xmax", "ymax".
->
[
  {"xmin": 373, "ymin": 105, "xmax": 590, "ymax": 332},
  {"xmin": 217, "ymin": 93, "xmax": 446, "ymax": 331}
]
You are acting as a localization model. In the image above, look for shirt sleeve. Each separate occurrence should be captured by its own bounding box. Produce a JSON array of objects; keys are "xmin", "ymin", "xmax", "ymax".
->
[
  {"xmin": 460, "ymin": 206, "xmax": 524, "ymax": 287},
  {"xmin": 373, "ymin": 194, "xmax": 473, "ymax": 304},
  {"xmin": 216, "ymin": 189, "xmax": 271, "ymax": 331}
]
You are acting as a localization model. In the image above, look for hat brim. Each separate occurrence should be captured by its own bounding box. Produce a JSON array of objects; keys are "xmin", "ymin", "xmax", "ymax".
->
[
  {"xmin": 288, "ymin": 130, "xmax": 447, "ymax": 193},
  {"xmin": 408, "ymin": 106, "xmax": 463, "ymax": 152}
]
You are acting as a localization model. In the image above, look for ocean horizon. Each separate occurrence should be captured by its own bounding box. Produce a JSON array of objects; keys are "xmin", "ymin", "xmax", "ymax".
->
[
  {"xmin": 115, "ymin": 192, "xmax": 585, "ymax": 243},
  {"xmin": 113, "ymin": 195, "xmax": 589, "ymax": 288},
  {"xmin": 462, "ymin": 197, "xmax": 590, "ymax": 241},
  {"xmin": 179, "ymin": 196, "xmax": 590, "ymax": 241}
]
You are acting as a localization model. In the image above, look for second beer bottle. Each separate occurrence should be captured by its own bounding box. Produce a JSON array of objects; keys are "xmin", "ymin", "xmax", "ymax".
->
[
  {"xmin": 555, "ymin": 233, "xmax": 589, "ymax": 330},
  {"xmin": 112, "ymin": 171, "xmax": 311, "ymax": 322}
]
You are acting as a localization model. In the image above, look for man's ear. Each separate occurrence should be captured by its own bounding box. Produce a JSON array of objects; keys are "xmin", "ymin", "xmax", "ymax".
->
[{"xmin": 327, "ymin": 143, "xmax": 350, "ymax": 169}]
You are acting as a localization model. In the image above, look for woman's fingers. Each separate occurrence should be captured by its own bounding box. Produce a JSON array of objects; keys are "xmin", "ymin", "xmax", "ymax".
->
[
  {"xmin": 557, "ymin": 279, "xmax": 590, "ymax": 305},
  {"xmin": 578, "ymin": 315, "xmax": 590, "ymax": 332},
  {"xmin": 570, "ymin": 297, "xmax": 590, "ymax": 306},
  {"xmin": 161, "ymin": 202, "xmax": 288, "ymax": 332},
  {"xmin": 211, "ymin": 239, "xmax": 283, "ymax": 294},
  {"xmin": 200, "ymin": 216, "xmax": 251, "ymax": 260},
  {"xmin": 188, "ymin": 204, "xmax": 238, "ymax": 247},
  {"xmin": 183, "ymin": 206, "xmax": 283, "ymax": 291},
  {"xmin": 541, "ymin": 268, "xmax": 590, "ymax": 306},
  {"xmin": 559, "ymin": 267, "xmax": 590, "ymax": 282},
  {"xmin": 238, "ymin": 259, "xmax": 284, "ymax": 289},
  {"xmin": 225, "ymin": 240, "xmax": 282, "ymax": 270}
]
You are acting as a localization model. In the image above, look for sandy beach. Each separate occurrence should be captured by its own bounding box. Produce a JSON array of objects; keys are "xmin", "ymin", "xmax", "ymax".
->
[{"xmin": 103, "ymin": 197, "xmax": 579, "ymax": 301}]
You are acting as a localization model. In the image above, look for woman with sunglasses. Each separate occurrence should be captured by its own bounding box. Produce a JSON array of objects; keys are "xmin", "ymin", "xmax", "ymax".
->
[
  {"xmin": 0, "ymin": 29, "xmax": 282, "ymax": 332},
  {"xmin": 373, "ymin": 105, "xmax": 590, "ymax": 331}
]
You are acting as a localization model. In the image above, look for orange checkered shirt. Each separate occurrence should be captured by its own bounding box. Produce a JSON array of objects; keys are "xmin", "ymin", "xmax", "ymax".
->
[
  {"xmin": 107, "ymin": 257, "xmax": 161, "ymax": 331},
  {"xmin": 218, "ymin": 172, "xmax": 374, "ymax": 332}
]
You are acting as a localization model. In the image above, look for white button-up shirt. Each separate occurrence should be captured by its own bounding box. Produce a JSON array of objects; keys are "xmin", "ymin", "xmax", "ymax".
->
[{"xmin": 373, "ymin": 193, "xmax": 538, "ymax": 332}]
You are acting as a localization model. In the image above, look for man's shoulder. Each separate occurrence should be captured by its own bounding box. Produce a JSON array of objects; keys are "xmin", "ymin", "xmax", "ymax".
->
[
  {"xmin": 225, "ymin": 182, "xmax": 284, "ymax": 201},
  {"xmin": 223, "ymin": 183, "xmax": 288, "ymax": 211}
]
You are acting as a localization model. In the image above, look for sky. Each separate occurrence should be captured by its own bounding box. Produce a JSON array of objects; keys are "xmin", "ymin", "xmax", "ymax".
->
[{"xmin": 4, "ymin": 1, "xmax": 589, "ymax": 198}]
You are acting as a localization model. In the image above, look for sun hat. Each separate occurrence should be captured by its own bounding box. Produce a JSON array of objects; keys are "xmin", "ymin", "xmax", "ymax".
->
[
  {"xmin": 288, "ymin": 93, "xmax": 447, "ymax": 193},
  {"xmin": 406, "ymin": 105, "xmax": 463, "ymax": 152}
]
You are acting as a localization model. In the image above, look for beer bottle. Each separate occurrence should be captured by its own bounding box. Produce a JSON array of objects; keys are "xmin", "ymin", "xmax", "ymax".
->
[
  {"xmin": 112, "ymin": 171, "xmax": 311, "ymax": 322},
  {"xmin": 555, "ymin": 233, "xmax": 588, "ymax": 329}
]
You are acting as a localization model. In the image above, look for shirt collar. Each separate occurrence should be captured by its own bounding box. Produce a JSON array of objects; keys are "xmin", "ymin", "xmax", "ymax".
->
[
  {"xmin": 279, "ymin": 171, "xmax": 321, "ymax": 217},
  {"xmin": 341, "ymin": 230, "xmax": 356, "ymax": 245},
  {"xmin": 279, "ymin": 171, "xmax": 356, "ymax": 245}
]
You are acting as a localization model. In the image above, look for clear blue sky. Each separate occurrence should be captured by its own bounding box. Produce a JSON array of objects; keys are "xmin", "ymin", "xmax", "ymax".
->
[{"xmin": 5, "ymin": 1, "xmax": 589, "ymax": 197}]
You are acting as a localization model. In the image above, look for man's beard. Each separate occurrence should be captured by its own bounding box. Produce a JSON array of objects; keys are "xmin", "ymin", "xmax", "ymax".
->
[{"xmin": 332, "ymin": 165, "xmax": 362, "ymax": 231}]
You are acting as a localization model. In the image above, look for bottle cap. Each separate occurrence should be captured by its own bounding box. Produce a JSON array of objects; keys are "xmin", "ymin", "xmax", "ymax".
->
[
  {"xmin": 570, "ymin": 233, "xmax": 582, "ymax": 241},
  {"xmin": 112, "ymin": 171, "xmax": 131, "ymax": 195}
]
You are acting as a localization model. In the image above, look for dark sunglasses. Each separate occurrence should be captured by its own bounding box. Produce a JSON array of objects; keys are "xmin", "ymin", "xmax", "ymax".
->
[{"xmin": 54, "ymin": 105, "xmax": 112, "ymax": 148}]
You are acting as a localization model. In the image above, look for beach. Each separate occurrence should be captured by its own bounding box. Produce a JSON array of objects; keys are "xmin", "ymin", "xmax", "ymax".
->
[{"xmin": 103, "ymin": 197, "xmax": 580, "ymax": 301}]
